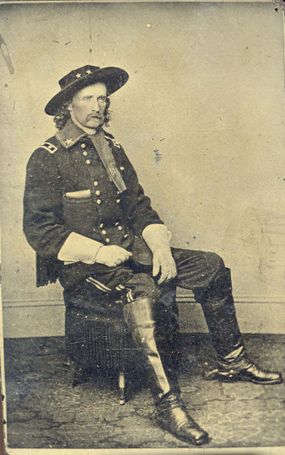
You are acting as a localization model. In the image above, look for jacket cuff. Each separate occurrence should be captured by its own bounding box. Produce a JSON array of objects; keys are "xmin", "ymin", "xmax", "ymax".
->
[
  {"xmin": 142, "ymin": 224, "xmax": 171, "ymax": 253},
  {"xmin": 57, "ymin": 232, "xmax": 103, "ymax": 264}
]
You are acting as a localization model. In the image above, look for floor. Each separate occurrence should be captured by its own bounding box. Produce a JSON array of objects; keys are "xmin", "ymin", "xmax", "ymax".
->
[{"xmin": 3, "ymin": 334, "xmax": 285, "ymax": 450}]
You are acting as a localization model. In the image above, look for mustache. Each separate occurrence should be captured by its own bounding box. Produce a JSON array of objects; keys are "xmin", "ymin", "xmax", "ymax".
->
[{"xmin": 88, "ymin": 112, "xmax": 104, "ymax": 120}]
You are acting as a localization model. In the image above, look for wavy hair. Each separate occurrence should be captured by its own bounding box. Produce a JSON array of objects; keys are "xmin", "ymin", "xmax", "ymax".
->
[{"xmin": 53, "ymin": 97, "xmax": 111, "ymax": 130}]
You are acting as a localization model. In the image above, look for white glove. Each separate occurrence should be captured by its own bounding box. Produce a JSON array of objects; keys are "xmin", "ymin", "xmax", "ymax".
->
[
  {"xmin": 58, "ymin": 232, "xmax": 103, "ymax": 264},
  {"xmin": 95, "ymin": 245, "xmax": 132, "ymax": 267},
  {"xmin": 142, "ymin": 224, "xmax": 177, "ymax": 284},
  {"xmin": 142, "ymin": 224, "xmax": 171, "ymax": 252}
]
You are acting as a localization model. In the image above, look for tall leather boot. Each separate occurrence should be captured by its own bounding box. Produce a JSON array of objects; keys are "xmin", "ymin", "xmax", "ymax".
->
[
  {"xmin": 197, "ymin": 269, "xmax": 282, "ymax": 385},
  {"xmin": 123, "ymin": 296, "xmax": 209, "ymax": 445},
  {"xmin": 156, "ymin": 284, "xmax": 181, "ymax": 382}
]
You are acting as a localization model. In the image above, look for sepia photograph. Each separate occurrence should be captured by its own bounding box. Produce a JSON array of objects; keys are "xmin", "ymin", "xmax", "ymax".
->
[{"xmin": 0, "ymin": 1, "xmax": 285, "ymax": 453}]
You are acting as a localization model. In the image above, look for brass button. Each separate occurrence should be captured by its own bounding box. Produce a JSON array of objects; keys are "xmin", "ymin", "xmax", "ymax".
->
[
  {"xmin": 101, "ymin": 230, "xmax": 107, "ymax": 235},
  {"xmin": 95, "ymin": 190, "xmax": 101, "ymax": 196},
  {"xmin": 96, "ymin": 199, "xmax": 102, "ymax": 205},
  {"xmin": 118, "ymin": 226, "xmax": 123, "ymax": 231},
  {"xmin": 123, "ymin": 234, "xmax": 129, "ymax": 238},
  {"xmin": 120, "ymin": 166, "xmax": 125, "ymax": 171},
  {"xmin": 99, "ymin": 223, "xmax": 104, "ymax": 229},
  {"xmin": 116, "ymin": 199, "xmax": 121, "ymax": 204},
  {"xmin": 82, "ymin": 151, "xmax": 88, "ymax": 157},
  {"xmin": 93, "ymin": 181, "xmax": 99, "ymax": 186},
  {"xmin": 81, "ymin": 143, "xmax": 86, "ymax": 149},
  {"xmin": 115, "ymin": 221, "xmax": 119, "ymax": 226},
  {"xmin": 105, "ymin": 238, "xmax": 110, "ymax": 243},
  {"xmin": 86, "ymin": 159, "xmax": 91, "ymax": 165}
]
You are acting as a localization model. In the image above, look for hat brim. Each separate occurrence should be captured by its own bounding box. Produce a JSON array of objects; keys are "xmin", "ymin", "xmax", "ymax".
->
[{"xmin": 45, "ymin": 66, "xmax": 129, "ymax": 116}]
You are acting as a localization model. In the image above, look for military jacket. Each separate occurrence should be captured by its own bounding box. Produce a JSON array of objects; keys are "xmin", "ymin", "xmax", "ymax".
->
[{"xmin": 23, "ymin": 119, "xmax": 163, "ymax": 286}]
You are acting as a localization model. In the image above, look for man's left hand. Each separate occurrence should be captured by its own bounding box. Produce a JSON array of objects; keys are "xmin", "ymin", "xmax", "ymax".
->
[{"xmin": 152, "ymin": 248, "xmax": 177, "ymax": 285}]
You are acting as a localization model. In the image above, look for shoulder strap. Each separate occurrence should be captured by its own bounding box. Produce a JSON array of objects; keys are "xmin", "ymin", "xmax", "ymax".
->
[{"xmin": 37, "ymin": 136, "xmax": 60, "ymax": 155}]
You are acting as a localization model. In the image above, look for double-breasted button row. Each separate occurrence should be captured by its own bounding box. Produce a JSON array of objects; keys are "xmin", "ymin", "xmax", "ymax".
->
[
  {"xmin": 97, "ymin": 219, "xmax": 130, "ymax": 244},
  {"xmin": 79, "ymin": 144, "xmax": 123, "ymax": 204},
  {"xmin": 80, "ymin": 143, "xmax": 91, "ymax": 164},
  {"xmin": 114, "ymin": 221, "xmax": 129, "ymax": 238},
  {"xmin": 99, "ymin": 222, "xmax": 110, "ymax": 243},
  {"xmin": 91, "ymin": 179, "xmax": 102, "ymax": 203}
]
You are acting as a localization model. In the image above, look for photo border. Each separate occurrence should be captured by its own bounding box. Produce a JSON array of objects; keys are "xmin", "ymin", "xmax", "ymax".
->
[{"xmin": 0, "ymin": 1, "xmax": 284, "ymax": 454}]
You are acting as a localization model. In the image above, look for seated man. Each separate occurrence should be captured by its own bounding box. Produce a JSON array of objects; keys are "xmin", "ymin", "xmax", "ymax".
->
[{"xmin": 23, "ymin": 64, "xmax": 282, "ymax": 446}]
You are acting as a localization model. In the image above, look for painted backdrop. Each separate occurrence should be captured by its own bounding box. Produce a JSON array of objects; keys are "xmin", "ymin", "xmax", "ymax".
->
[{"xmin": 1, "ymin": 2, "xmax": 284, "ymax": 336}]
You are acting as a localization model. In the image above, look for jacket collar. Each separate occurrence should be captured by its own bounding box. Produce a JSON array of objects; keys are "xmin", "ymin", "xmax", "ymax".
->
[
  {"xmin": 55, "ymin": 118, "xmax": 88, "ymax": 149},
  {"xmin": 56, "ymin": 117, "xmax": 113, "ymax": 150}
]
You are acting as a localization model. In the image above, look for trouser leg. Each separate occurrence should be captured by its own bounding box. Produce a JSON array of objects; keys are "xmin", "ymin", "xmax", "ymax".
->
[
  {"xmin": 192, "ymin": 265, "xmax": 245, "ymax": 362},
  {"xmin": 172, "ymin": 248, "xmax": 282, "ymax": 384},
  {"xmin": 171, "ymin": 248, "xmax": 243, "ymax": 358}
]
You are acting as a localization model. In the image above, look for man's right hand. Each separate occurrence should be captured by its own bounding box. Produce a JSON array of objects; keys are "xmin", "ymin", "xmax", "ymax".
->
[{"xmin": 95, "ymin": 245, "xmax": 132, "ymax": 267}]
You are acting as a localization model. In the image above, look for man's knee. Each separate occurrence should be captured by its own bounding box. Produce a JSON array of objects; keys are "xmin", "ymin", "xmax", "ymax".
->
[
  {"xmin": 194, "ymin": 253, "xmax": 232, "ymax": 304},
  {"xmin": 204, "ymin": 252, "xmax": 225, "ymax": 279},
  {"xmin": 195, "ymin": 252, "xmax": 227, "ymax": 291},
  {"xmin": 124, "ymin": 272, "xmax": 161, "ymax": 301}
]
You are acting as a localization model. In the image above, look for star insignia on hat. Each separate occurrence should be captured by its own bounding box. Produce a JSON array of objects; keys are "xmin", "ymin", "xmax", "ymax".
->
[
  {"xmin": 65, "ymin": 138, "xmax": 73, "ymax": 146},
  {"xmin": 45, "ymin": 65, "xmax": 129, "ymax": 116}
]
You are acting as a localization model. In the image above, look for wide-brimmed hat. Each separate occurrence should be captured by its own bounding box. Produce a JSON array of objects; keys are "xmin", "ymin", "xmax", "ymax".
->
[{"xmin": 45, "ymin": 64, "xmax": 129, "ymax": 116}]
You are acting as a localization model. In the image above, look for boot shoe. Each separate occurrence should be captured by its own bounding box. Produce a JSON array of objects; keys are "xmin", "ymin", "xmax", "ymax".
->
[
  {"xmin": 155, "ymin": 393, "xmax": 210, "ymax": 445},
  {"xmin": 206, "ymin": 361, "xmax": 282, "ymax": 385}
]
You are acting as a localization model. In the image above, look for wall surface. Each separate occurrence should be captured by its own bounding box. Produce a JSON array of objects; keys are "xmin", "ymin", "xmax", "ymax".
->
[{"xmin": 0, "ymin": 2, "xmax": 285, "ymax": 337}]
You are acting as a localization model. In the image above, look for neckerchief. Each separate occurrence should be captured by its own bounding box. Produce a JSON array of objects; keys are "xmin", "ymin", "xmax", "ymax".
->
[{"xmin": 89, "ymin": 129, "xmax": 127, "ymax": 194}]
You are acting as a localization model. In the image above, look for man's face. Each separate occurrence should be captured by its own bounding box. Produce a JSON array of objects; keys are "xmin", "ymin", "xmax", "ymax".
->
[{"xmin": 68, "ymin": 82, "xmax": 108, "ymax": 129}]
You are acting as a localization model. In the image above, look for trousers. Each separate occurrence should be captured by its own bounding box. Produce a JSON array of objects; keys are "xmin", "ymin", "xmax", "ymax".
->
[
  {"xmin": 63, "ymin": 248, "xmax": 232, "ymax": 316},
  {"xmin": 64, "ymin": 247, "xmax": 241, "ymax": 384}
]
